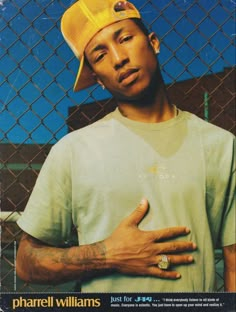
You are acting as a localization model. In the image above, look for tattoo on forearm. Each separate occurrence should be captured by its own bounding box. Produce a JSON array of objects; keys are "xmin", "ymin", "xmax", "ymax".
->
[{"xmin": 19, "ymin": 234, "xmax": 108, "ymax": 284}]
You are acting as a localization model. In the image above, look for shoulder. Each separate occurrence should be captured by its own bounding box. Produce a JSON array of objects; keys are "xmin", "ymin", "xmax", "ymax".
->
[
  {"xmin": 183, "ymin": 111, "xmax": 235, "ymax": 148},
  {"xmin": 50, "ymin": 110, "xmax": 117, "ymax": 152},
  {"xmin": 183, "ymin": 112, "xmax": 235, "ymax": 178}
]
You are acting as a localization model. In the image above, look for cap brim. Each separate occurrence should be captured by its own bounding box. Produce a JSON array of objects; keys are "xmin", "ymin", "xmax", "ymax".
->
[{"xmin": 73, "ymin": 54, "xmax": 97, "ymax": 92}]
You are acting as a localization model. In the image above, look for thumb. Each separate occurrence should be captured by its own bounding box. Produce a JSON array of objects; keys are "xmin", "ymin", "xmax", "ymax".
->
[{"xmin": 125, "ymin": 198, "xmax": 149, "ymax": 226}]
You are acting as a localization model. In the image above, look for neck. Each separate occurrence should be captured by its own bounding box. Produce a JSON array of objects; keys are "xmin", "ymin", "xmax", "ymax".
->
[{"xmin": 117, "ymin": 82, "xmax": 175, "ymax": 123}]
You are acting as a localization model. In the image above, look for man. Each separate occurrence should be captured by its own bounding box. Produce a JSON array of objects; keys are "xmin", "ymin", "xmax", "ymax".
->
[{"xmin": 16, "ymin": 0, "xmax": 235, "ymax": 292}]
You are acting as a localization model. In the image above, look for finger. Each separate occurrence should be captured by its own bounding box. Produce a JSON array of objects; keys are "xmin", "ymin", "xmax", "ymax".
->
[
  {"xmin": 124, "ymin": 198, "xmax": 149, "ymax": 226},
  {"xmin": 150, "ymin": 227, "xmax": 191, "ymax": 241},
  {"xmin": 147, "ymin": 255, "xmax": 194, "ymax": 279},
  {"xmin": 148, "ymin": 266, "xmax": 181, "ymax": 279},
  {"xmin": 156, "ymin": 254, "xmax": 194, "ymax": 266},
  {"xmin": 156, "ymin": 241, "xmax": 197, "ymax": 253}
]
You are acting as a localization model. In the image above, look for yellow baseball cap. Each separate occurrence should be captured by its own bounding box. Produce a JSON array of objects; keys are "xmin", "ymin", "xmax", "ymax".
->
[{"xmin": 61, "ymin": 0, "xmax": 141, "ymax": 92}]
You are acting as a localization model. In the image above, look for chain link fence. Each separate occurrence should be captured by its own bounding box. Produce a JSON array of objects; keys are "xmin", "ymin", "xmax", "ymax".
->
[{"xmin": 1, "ymin": 0, "xmax": 235, "ymax": 292}]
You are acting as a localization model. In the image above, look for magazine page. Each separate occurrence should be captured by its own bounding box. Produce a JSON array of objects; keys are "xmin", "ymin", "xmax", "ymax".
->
[{"xmin": 1, "ymin": 0, "xmax": 235, "ymax": 311}]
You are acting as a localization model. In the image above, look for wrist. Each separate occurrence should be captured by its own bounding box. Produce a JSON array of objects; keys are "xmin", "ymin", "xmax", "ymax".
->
[
  {"xmin": 102, "ymin": 238, "xmax": 124, "ymax": 273},
  {"xmin": 74, "ymin": 241, "xmax": 116, "ymax": 280}
]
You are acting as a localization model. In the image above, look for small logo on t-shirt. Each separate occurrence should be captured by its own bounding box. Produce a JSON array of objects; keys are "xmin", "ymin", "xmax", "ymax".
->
[{"xmin": 145, "ymin": 163, "xmax": 176, "ymax": 180}]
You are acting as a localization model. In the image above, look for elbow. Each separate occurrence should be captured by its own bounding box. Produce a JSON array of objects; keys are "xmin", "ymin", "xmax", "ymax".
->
[
  {"xmin": 16, "ymin": 233, "xmax": 53, "ymax": 284},
  {"xmin": 16, "ymin": 253, "xmax": 32, "ymax": 283},
  {"xmin": 16, "ymin": 265, "xmax": 28, "ymax": 283}
]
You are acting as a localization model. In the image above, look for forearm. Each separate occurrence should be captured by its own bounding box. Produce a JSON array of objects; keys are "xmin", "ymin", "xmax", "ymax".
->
[
  {"xmin": 224, "ymin": 268, "xmax": 236, "ymax": 292},
  {"xmin": 16, "ymin": 233, "xmax": 111, "ymax": 285},
  {"xmin": 223, "ymin": 244, "xmax": 236, "ymax": 292}
]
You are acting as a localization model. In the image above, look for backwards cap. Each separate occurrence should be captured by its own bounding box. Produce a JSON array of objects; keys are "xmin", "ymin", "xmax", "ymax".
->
[{"xmin": 61, "ymin": 0, "xmax": 141, "ymax": 92}]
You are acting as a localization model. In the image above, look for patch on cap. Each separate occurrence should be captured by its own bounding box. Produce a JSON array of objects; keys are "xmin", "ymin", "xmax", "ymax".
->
[{"xmin": 114, "ymin": 1, "xmax": 137, "ymax": 12}]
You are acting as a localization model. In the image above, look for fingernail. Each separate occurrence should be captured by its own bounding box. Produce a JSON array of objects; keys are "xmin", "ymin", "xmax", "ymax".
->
[
  {"xmin": 176, "ymin": 273, "xmax": 181, "ymax": 278},
  {"xmin": 192, "ymin": 243, "xmax": 197, "ymax": 249},
  {"xmin": 140, "ymin": 198, "xmax": 146, "ymax": 205},
  {"xmin": 185, "ymin": 227, "xmax": 190, "ymax": 233},
  {"xmin": 188, "ymin": 256, "xmax": 194, "ymax": 262}
]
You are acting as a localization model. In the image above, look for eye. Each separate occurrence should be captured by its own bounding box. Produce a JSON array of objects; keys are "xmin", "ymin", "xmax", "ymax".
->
[
  {"xmin": 95, "ymin": 53, "xmax": 106, "ymax": 63},
  {"xmin": 120, "ymin": 35, "xmax": 133, "ymax": 43}
]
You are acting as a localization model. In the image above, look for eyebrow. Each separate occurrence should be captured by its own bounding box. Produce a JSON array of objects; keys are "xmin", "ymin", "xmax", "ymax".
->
[
  {"xmin": 89, "ymin": 27, "xmax": 125, "ymax": 55},
  {"xmin": 113, "ymin": 27, "xmax": 124, "ymax": 40}
]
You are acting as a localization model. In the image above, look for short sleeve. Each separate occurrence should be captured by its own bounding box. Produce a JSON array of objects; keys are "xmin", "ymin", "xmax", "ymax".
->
[
  {"xmin": 219, "ymin": 138, "xmax": 236, "ymax": 247},
  {"xmin": 202, "ymin": 120, "xmax": 235, "ymax": 248},
  {"xmin": 17, "ymin": 139, "xmax": 72, "ymax": 246}
]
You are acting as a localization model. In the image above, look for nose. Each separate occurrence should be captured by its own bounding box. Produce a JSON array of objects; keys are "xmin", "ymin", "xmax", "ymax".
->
[{"xmin": 110, "ymin": 44, "xmax": 129, "ymax": 70}]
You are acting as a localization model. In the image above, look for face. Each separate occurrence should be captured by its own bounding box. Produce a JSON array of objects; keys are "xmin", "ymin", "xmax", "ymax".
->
[{"xmin": 85, "ymin": 19, "xmax": 160, "ymax": 101}]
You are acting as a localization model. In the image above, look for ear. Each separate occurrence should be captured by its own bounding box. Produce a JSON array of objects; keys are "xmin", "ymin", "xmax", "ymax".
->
[
  {"xmin": 92, "ymin": 72, "xmax": 101, "ymax": 84},
  {"xmin": 92, "ymin": 73, "xmax": 105, "ymax": 89},
  {"xmin": 148, "ymin": 32, "xmax": 160, "ymax": 54}
]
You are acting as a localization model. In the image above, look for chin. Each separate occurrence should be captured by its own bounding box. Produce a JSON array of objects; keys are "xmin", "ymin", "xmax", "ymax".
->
[
  {"xmin": 118, "ymin": 82, "xmax": 152, "ymax": 102},
  {"xmin": 109, "ymin": 73, "xmax": 158, "ymax": 102}
]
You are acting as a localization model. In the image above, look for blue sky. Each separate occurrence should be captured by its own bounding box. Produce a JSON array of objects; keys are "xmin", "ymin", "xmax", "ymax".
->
[{"xmin": 0, "ymin": 0, "xmax": 235, "ymax": 144}]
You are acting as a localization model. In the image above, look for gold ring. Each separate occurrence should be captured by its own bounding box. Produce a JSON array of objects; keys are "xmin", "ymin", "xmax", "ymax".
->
[{"xmin": 157, "ymin": 255, "xmax": 171, "ymax": 270}]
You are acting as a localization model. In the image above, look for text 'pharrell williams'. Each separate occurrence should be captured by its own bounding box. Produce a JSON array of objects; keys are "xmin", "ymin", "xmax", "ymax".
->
[{"xmin": 12, "ymin": 296, "xmax": 101, "ymax": 309}]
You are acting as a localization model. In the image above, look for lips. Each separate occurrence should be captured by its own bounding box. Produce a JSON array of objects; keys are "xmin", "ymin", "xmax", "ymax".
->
[{"xmin": 118, "ymin": 68, "xmax": 139, "ymax": 84}]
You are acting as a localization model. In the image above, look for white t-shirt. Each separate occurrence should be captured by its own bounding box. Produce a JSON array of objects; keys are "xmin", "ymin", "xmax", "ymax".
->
[{"xmin": 17, "ymin": 108, "xmax": 235, "ymax": 292}]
